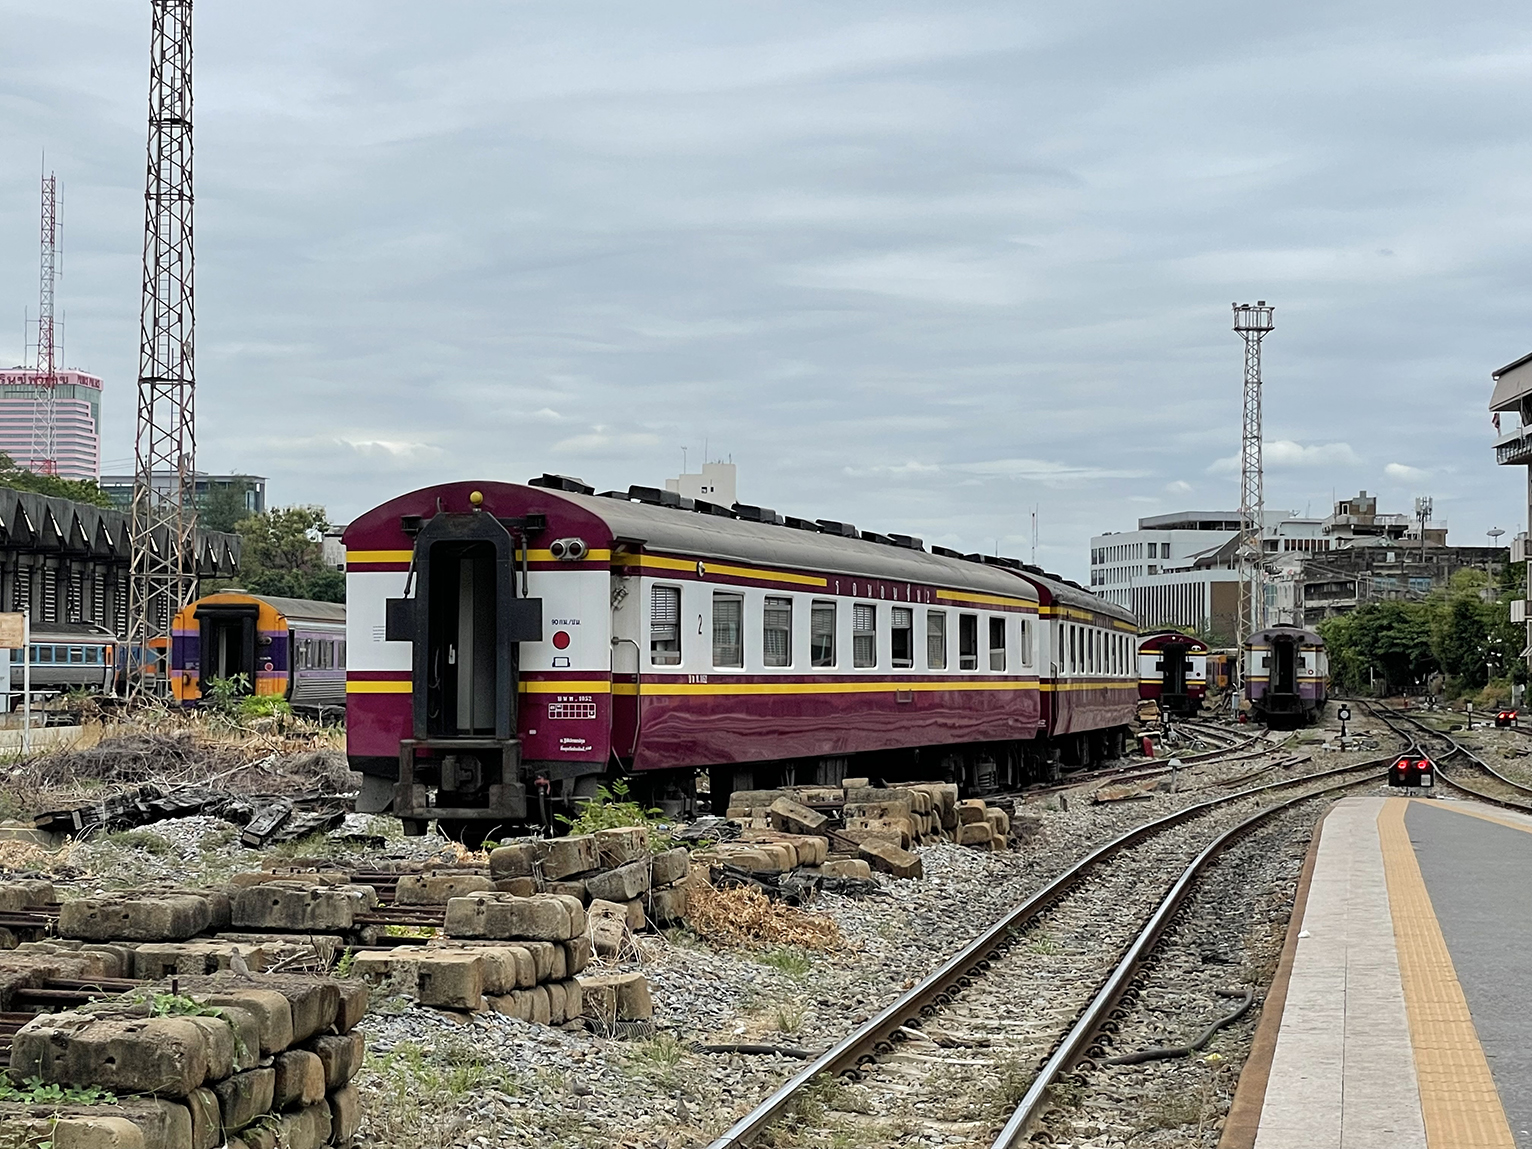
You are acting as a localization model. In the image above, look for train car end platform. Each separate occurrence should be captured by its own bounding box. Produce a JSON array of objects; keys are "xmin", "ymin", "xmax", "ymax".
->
[{"xmin": 1223, "ymin": 795, "xmax": 1532, "ymax": 1149}]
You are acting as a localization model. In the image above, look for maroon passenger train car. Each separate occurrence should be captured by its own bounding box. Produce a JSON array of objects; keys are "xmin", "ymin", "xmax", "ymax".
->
[{"xmin": 344, "ymin": 477, "xmax": 1138, "ymax": 835}]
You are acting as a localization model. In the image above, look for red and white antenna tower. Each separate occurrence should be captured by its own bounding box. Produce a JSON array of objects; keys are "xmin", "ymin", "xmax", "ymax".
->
[{"xmin": 31, "ymin": 172, "xmax": 60, "ymax": 477}]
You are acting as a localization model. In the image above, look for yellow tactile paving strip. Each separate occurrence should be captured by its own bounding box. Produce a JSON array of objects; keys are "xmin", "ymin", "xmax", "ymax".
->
[{"xmin": 1377, "ymin": 797, "xmax": 1516, "ymax": 1148}]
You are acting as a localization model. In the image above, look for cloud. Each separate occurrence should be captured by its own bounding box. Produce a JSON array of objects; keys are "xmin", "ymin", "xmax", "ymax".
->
[
  {"xmin": 841, "ymin": 461, "xmax": 942, "ymax": 478},
  {"xmin": 952, "ymin": 458, "xmax": 1148, "ymax": 487},
  {"xmin": 1207, "ymin": 442, "xmax": 1361, "ymax": 475},
  {"xmin": 1384, "ymin": 462, "xmax": 1431, "ymax": 481},
  {"xmin": 4, "ymin": 1, "xmax": 1529, "ymax": 579}
]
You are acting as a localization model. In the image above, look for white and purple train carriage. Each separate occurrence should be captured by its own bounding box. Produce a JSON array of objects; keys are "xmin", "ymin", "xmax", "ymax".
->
[{"xmin": 1242, "ymin": 626, "xmax": 1328, "ymax": 726}]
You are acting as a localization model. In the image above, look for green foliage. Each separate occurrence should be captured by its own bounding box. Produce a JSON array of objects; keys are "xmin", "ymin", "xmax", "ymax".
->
[
  {"xmin": 237, "ymin": 694, "xmax": 291, "ymax": 721},
  {"xmin": 1319, "ymin": 601, "xmax": 1435, "ymax": 694},
  {"xmin": 0, "ymin": 1076, "xmax": 117, "ymax": 1106},
  {"xmin": 335, "ymin": 948, "xmax": 356, "ymax": 977},
  {"xmin": 0, "ymin": 454, "xmax": 112, "ymax": 508},
  {"xmin": 559, "ymin": 778, "xmax": 669, "ymax": 839},
  {"xmin": 199, "ymin": 477, "xmax": 261, "ymax": 533},
  {"xmin": 1319, "ymin": 565, "xmax": 1527, "ymax": 697},
  {"xmin": 203, "ymin": 673, "xmax": 251, "ymax": 712},
  {"xmin": 228, "ymin": 506, "xmax": 345, "ymax": 603},
  {"xmin": 146, "ymin": 991, "xmax": 226, "ymax": 1019},
  {"xmin": 754, "ymin": 946, "xmax": 814, "ymax": 976}
]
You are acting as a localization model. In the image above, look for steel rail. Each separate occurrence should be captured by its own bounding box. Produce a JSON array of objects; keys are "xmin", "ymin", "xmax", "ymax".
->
[
  {"xmin": 988, "ymin": 764, "xmax": 1380, "ymax": 1147},
  {"xmin": 1365, "ymin": 703, "xmax": 1532, "ymax": 812},
  {"xmin": 702, "ymin": 754, "xmax": 1390, "ymax": 1149}
]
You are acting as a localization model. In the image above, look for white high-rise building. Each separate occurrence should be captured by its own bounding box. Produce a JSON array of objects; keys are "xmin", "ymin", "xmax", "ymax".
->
[{"xmin": 0, "ymin": 366, "xmax": 102, "ymax": 479}]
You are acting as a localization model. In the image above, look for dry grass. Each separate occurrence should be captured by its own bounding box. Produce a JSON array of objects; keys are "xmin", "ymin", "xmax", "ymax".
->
[
  {"xmin": 686, "ymin": 881, "xmax": 842, "ymax": 952},
  {"xmin": 0, "ymin": 709, "xmax": 351, "ymax": 821}
]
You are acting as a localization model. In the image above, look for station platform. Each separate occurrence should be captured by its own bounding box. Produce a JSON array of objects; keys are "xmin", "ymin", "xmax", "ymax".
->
[{"xmin": 1224, "ymin": 796, "xmax": 1532, "ymax": 1149}]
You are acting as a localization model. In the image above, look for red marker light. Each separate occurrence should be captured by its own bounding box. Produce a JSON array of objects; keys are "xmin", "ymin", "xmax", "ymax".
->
[{"xmin": 552, "ymin": 630, "xmax": 571, "ymax": 650}]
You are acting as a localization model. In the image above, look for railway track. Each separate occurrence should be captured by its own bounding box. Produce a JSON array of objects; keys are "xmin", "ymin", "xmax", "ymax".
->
[
  {"xmin": 1364, "ymin": 702, "xmax": 1532, "ymax": 810},
  {"xmin": 704, "ymin": 755, "xmax": 1393, "ymax": 1149}
]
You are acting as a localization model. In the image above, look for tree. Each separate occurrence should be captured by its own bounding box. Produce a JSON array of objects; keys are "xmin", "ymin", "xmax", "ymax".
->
[
  {"xmin": 0, "ymin": 452, "xmax": 112, "ymax": 508},
  {"xmin": 1319, "ymin": 600, "xmax": 1435, "ymax": 694},
  {"xmin": 224, "ymin": 506, "xmax": 344, "ymax": 603},
  {"xmin": 200, "ymin": 478, "xmax": 258, "ymax": 533}
]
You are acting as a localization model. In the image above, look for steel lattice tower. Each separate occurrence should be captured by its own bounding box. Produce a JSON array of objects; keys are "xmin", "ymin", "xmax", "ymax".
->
[
  {"xmin": 128, "ymin": 0, "xmax": 197, "ymax": 694},
  {"xmin": 1233, "ymin": 301, "xmax": 1274, "ymax": 645},
  {"xmin": 31, "ymin": 173, "xmax": 60, "ymax": 477}
]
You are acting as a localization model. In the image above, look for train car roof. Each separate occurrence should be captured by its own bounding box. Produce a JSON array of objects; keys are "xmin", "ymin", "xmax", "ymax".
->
[
  {"xmin": 1002, "ymin": 565, "xmax": 1137, "ymax": 627},
  {"xmin": 557, "ymin": 490, "xmax": 1042, "ymax": 606},
  {"xmin": 1138, "ymin": 631, "xmax": 1210, "ymax": 651},
  {"xmin": 25, "ymin": 622, "xmax": 115, "ymax": 640},
  {"xmin": 1245, "ymin": 626, "xmax": 1324, "ymax": 645},
  {"xmin": 190, "ymin": 592, "xmax": 346, "ymax": 624}
]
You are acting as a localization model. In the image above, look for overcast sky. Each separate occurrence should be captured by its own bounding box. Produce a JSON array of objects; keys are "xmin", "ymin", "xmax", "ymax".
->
[{"xmin": 2, "ymin": 1, "xmax": 1530, "ymax": 580}]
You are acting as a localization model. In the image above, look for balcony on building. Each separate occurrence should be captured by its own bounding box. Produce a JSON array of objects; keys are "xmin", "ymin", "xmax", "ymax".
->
[{"xmin": 1491, "ymin": 351, "xmax": 1532, "ymax": 466}]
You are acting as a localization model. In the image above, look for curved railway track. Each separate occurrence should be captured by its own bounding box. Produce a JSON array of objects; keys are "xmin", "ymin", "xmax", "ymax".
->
[
  {"xmin": 1363, "ymin": 701, "xmax": 1532, "ymax": 810},
  {"xmin": 704, "ymin": 755, "xmax": 1393, "ymax": 1149}
]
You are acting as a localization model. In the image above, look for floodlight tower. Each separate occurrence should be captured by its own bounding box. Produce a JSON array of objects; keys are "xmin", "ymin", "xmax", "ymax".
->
[
  {"xmin": 1233, "ymin": 301, "xmax": 1275, "ymax": 645},
  {"xmin": 31, "ymin": 173, "xmax": 60, "ymax": 476},
  {"xmin": 128, "ymin": 0, "xmax": 197, "ymax": 695}
]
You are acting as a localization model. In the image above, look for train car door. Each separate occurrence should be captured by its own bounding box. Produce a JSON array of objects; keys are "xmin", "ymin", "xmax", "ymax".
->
[
  {"xmin": 1272, "ymin": 635, "xmax": 1298, "ymax": 696},
  {"xmin": 196, "ymin": 603, "xmax": 258, "ymax": 695},
  {"xmin": 1162, "ymin": 643, "xmax": 1189, "ymax": 698},
  {"xmin": 428, "ymin": 542, "xmax": 499, "ymax": 736}
]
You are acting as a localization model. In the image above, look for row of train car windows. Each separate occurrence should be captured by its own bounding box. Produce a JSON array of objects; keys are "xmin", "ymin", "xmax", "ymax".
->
[
  {"xmin": 1060, "ymin": 623, "xmax": 1132, "ymax": 678},
  {"xmin": 296, "ymin": 638, "xmax": 346, "ymax": 670},
  {"xmin": 8, "ymin": 645, "xmax": 109, "ymax": 665},
  {"xmin": 650, "ymin": 585, "xmax": 1031, "ymax": 672}
]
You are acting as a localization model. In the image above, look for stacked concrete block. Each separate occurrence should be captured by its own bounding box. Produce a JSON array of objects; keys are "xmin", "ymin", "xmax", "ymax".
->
[
  {"xmin": 229, "ymin": 881, "xmax": 376, "ymax": 933},
  {"xmin": 59, "ymin": 889, "xmax": 230, "ymax": 943},
  {"xmin": 6, "ymin": 973, "xmax": 367, "ymax": 1149},
  {"xmin": 353, "ymin": 934, "xmax": 590, "ymax": 1026}
]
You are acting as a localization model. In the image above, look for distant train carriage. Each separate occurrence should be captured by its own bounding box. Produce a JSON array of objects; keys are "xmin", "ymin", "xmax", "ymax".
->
[
  {"xmin": 170, "ymin": 592, "xmax": 346, "ymax": 712},
  {"xmin": 1205, "ymin": 650, "xmax": 1235, "ymax": 694},
  {"xmin": 11, "ymin": 623, "xmax": 117, "ymax": 701},
  {"xmin": 1243, "ymin": 626, "xmax": 1328, "ymax": 725},
  {"xmin": 1137, "ymin": 631, "xmax": 1209, "ymax": 716}
]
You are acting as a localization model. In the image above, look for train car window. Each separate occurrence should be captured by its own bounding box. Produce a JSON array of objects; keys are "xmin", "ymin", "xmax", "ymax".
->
[
  {"xmin": 36, "ymin": 646, "xmax": 52, "ymax": 664},
  {"xmin": 811, "ymin": 601, "xmax": 836, "ymax": 667},
  {"xmin": 69, "ymin": 647, "xmax": 83, "ymax": 664},
  {"xmin": 712, "ymin": 593, "xmax": 744, "ymax": 668},
  {"xmin": 1019, "ymin": 619, "xmax": 1033, "ymax": 668},
  {"xmin": 958, "ymin": 614, "xmax": 978, "ymax": 670},
  {"xmin": 890, "ymin": 608, "xmax": 913, "ymax": 669},
  {"xmin": 763, "ymin": 597, "xmax": 792, "ymax": 668},
  {"xmin": 340, "ymin": 640, "xmax": 346, "ymax": 664},
  {"xmin": 989, "ymin": 617, "xmax": 1006, "ymax": 671},
  {"xmin": 853, "ymin": 604, "xmax": 876, "ymax": 668},
  {"xmin": 926, "ymin": 611, "xmax": 947, "ymax": 670},
  {"xmin": 651, "ymin": 586, "xmax": 682, "ymax": 666}
]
